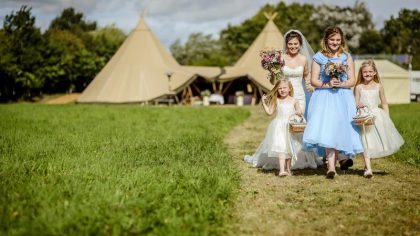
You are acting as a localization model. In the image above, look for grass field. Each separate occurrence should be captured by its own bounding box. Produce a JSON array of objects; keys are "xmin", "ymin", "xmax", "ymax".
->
[
  {"xmin": 0, "ymin": 104, "xmax": 249, "ymax": 235},
  {"xmin": 226, "ymin": 104, "xmax": 420, "ymax": 236},
  {"xmin": 386, "ymin": 104, "xmax": 420, "ymax": 165},
  {"xmin": 0, "ymin": 103, "xmax": 418, "ymax": 235}
]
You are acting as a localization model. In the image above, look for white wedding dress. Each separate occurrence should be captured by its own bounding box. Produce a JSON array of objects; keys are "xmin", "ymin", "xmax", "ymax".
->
[
  {"xmin": 359, "ymin": 85, "xmax": 404, "ymax": 158},
  {"xmin": 283, "ymin": 66, "xmax": 306, "ymax": 113},
  {"xmin": 284, "ymin": 65, "xmax": 323, "ymax": 169}
]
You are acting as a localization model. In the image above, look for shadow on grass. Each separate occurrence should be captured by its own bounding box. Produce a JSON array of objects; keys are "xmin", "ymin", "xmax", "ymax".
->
[{"xmin": 255, "ymin": 167, "xmax": 389, "ymax": 177}]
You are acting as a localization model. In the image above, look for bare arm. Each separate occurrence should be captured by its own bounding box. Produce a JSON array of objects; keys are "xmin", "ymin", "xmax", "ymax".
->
[
  {"xmin": 354, "ymin": 85, "xmax": 364, "ymax": 108},
  {"xmin": 294, "ymin": 99, "xmax": 303, "ymax": 116},
  {"xmin": 303, "ymin": 61, "xmax": 314, "ymax": 91},
  {"xmin": 310, "ymin": 61, "xmax": 330, "ymax": 88},
  {"xmin": 379, "ymin": 84, "xmax": 389, "ymax": 116},
  {"xmin": 261, "ymin": 94, "xmax": 275, "ymax": 116}
]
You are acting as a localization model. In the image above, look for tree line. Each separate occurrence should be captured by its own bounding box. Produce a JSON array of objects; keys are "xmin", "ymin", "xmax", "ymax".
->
[
  {"xmin": 0, "ymin": 2, "xmax": 419, "ymax": 102},
  {"xmin": 0, "ymin": 6, "xmax": 126, "ymax": 102},
  {"xmin": 171, "ymin": 2, "xmax": 420, "ymax": 70}
]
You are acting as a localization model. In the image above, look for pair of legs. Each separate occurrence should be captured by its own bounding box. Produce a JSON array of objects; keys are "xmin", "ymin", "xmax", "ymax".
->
[
  {"xmin": 279, "ymin": 154, "xmax": 291, "ymax": 176},
  {"xmin": 326, "ymin": 148, "xmax": 373, "ymax": 178}
]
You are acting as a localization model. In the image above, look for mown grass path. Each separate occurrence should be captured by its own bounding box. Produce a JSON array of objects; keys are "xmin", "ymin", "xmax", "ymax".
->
[{"xmin": 225, "ymin": 106, "xmax": 419, "ymax": 236}]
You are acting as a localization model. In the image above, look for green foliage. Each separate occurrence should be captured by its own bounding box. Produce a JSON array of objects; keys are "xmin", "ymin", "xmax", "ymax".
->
[
  {"xmin": 0, "ymin": 104, "xmax": 249, "ymax": 235},
  {"xmin": 388, "ymin": 103, "xmax": 420, "ymax": 165},
  {"xmin": 358, "ymin": 30, "xmax": 385, "ymax": 54},
  {"xmin": 90, "ymin": 24, "xmax": 126, "ymax": 59},
  {"xmin": 219, "ymin": 4, "xmax": 274, "ymax": 65},
  {"xmin": 0, "ymin": 5, "xmax": 44, "ymax": 101},
  {"xmin": 171, "ymin": 33, "xmax": 227, "ymax": 66},
  {"xmin": 49, "ymin": 7, "xmax": 97, "ymax": 32},
  {"xmin": 381, "ymin": 9, "xmax": 420, "ymax": 69}
]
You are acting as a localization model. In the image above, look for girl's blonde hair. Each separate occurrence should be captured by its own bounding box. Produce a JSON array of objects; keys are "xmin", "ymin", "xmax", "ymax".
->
[
  {"xmin": 266, "ymin": 79, "xmax": 294, "ymax": 111},
  {"xmin": 355, "ymin": 59, "xmax": 381, "ymax": 88},
  {"xmin": 320, "ymin": 26, "xmax": 348, "ymax": 56}
]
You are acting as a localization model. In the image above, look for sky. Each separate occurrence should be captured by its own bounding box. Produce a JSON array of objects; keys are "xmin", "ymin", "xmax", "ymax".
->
[{"xmin": 0, "ymin": 0, "xmax": 419, "ymax": 48}]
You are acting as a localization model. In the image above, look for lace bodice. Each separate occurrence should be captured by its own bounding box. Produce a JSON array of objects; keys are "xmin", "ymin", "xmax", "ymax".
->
[
  {"xmin": 276, "ymin": 99, "xmax": 296, "ymax": 119},
  {"xmin": 283, "ymin": 66, "xmax": 304, "ymax": 81},
  {"xmin": 360, "ymin": 86, "xmax": 380, "ymax": 109}
]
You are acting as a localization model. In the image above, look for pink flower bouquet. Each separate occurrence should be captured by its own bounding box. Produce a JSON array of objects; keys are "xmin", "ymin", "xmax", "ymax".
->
[{"xmin": 260, "ymin": 48, "xmax": 285, "ymax": 84}]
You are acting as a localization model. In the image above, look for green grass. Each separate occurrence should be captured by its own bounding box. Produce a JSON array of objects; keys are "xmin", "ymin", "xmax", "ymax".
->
[
  {"xmin": 0, "ymin": 104, "xmax": 249, "ymax": 235},
  {"xmin": 388, "ymin": 103, "xmax": 420, "ymax": 166}
]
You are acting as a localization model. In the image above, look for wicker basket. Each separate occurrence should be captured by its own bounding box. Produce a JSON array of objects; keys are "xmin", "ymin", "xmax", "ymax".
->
[
  {"xmin": 353, "ymin": 116, "xmax": 374, "ymax": 126},
  {"xmin": 289, "ymin": 114, "xmax": 306, "ymax": 132},
  {"xmin": 289, "ymin": 123, "xmax": 306, "ymax": 132}
]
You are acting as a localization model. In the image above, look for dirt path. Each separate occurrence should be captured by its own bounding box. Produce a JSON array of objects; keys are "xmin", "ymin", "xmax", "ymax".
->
[
  {"xmin": 46, "ymin": 93, "xmax": 80, "ymax": 104},
  {"xmin": 225, "ymin": 107, "xmax": 419, "ymax": 236}
]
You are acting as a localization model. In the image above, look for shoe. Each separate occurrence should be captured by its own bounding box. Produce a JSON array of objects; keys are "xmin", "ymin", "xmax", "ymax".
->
[
  {"xmin": 279, "ymin": 172, "xmax": 288, "ymax": 177},
  {"xmin": 339, "ymin": 159, "xmax": 353, "ymax": 171},
  {"xmin": 326, "ymin": 170, "xmax": 337, "ymax": 179},
  {"xmin": 364, "ymin": 170, "xmax": 373, "ymax": 179}
]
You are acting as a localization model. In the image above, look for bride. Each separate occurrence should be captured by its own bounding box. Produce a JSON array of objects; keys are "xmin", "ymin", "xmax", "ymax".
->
[
  {"xmin": 245, "ymin": 30, "xmax": 323, "ymax": 171},
  {"xmin": 282, "ymin": 30, "xmax": 313, "ymax": 115}
]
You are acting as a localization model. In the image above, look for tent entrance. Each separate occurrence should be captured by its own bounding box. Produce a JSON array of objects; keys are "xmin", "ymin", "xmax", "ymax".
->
[{"xmin": 220, "ymin": 77, "xmax": 264, "ymax": 105}]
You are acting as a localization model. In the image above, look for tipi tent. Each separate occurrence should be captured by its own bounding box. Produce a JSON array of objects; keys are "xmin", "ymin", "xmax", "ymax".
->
[
  {"xmin": 77, "ymin": 17, "xmax": 219, "ymax": 103},
  {"xmin": 354, "ymin": 59, "xmax": 410, "ymax": 104},
  {"xmin": 219, "ymin": 13, "xmax": 284, "ymax": 92}
]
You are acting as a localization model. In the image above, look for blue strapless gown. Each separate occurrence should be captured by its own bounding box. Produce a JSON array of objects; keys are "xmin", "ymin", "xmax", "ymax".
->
[{"xmin": 303, "ymin": 52, "xmax": 363, "ymax": 157}]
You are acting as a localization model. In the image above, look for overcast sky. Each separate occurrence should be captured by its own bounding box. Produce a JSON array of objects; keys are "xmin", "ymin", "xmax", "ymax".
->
[{"xmin": 0, "ymin": 0, "xmax": 419, "ymax": 48}]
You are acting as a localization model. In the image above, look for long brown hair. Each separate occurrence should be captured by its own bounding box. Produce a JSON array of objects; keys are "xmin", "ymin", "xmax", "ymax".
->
[
  {"xmin": 355, "ymin": 60, "xmax": 381, "ymax": 89},
  {"xmin": 320, "ymin": 26, "xmax": 348, "ymax": 56},
  {"xmin": 266, "ymin": 79, "xmax": 294, "ymax": 111},
  {"xmin": 285, "ymin": 31, "xmax": 303, "ymax": 46}
]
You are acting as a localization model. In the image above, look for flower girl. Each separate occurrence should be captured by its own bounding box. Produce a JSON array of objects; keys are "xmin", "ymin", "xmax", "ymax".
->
[
  {"xmin": 244, "ymin": 79, "xmax": 304, "ymax": 176},
  {"xmin": 354, "ymin": 60, "xmax": 404, "ymax": 178}
]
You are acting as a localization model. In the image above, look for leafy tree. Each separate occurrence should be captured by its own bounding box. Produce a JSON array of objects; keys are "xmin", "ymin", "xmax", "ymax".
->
[
  {"xmin": 310, "ymin": 1, "xmax": 374, "ymax": 53},
  {"xmin": 90, "ymin": 25, "xmax": 126, "ymax": 61},
  {"xmin": 0, "ymin": 5, "xmax": 44, "ymax": 101},
  {"xmin": 358, "ymin": 30, "xmax": 385, "ymax": 54},
  {"xmin": 381, "ymin": 9, "xmax": 420, "ymax": 69},
  {"xmin": 219, "ymin": 4, "xmax": 275, "ymax": 65},
  {"xmin": 171, "ymin": 33, "xmax": 227, "ymax": 66},
  {"xmin": 48, "ymin": 7, "xmax": 97, "ymax": 50}
]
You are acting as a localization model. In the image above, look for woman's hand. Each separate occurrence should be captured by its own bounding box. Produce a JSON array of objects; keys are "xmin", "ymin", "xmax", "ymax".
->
[
  {"xmin": 305, "ymin": 80, "xmax": 314, "ymax": 92},
  {"xmin": 357, "ymin": 102, "xmax": 365, "ymax": 108},
  {"xmin": 295, "ymin": 111, "xmax": 303, "ymax": 116},
  {"xmin": 330, "ymin": 78, "xmax": 341, "ymax": 88}
]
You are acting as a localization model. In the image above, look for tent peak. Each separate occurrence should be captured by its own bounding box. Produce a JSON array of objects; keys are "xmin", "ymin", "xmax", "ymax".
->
[
  {"xmin": 134, "ymin": 16, "xmax": 150, "ymax": 31},
  {"xmin": 264, "ymin": 12, "xmax": 278, "ymax": 21}
]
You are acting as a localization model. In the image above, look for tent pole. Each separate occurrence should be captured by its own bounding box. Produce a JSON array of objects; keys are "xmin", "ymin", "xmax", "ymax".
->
[
  {"xmin": 221, "ymin": 81, "xmax": 233, "ymax": 95},
  {"xmin": 191, "ymin": 83, "xmax": 201, "ymax": 95},
  {"xmin": 218, "ymin": 82, "xmax": 224, "ymax": 94},
  {"xmin": 252, "ymin": 84, "xmax": 257, "ymax": 105}
]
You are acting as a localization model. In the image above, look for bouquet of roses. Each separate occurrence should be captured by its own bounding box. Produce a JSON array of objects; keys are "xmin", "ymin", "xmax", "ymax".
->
[
  {"xmin": 260, "ymin": 48, "xmax": 285, "ymax": 84},
  {"xmin": 325, "ymin": 61, "xmax": 348, "ymax": 89}
]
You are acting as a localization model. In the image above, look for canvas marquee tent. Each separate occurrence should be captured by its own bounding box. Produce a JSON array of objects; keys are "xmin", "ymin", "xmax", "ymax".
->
[
  {"xmin": 219, "ymin": 13, "xmax": 285, "ymax": 91},
  {"xmin": 77, "ymin": 17, "xmax": 220, "ymax": 103}
]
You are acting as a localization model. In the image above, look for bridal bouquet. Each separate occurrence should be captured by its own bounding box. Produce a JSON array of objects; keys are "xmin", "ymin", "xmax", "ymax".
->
[
  {"xmin": 325, "ymin": 61, "xmax": 348, "ymax": 89},
  {"xmin": 260, "ymin": 48, "xmax": 285, "ymax": 84}
]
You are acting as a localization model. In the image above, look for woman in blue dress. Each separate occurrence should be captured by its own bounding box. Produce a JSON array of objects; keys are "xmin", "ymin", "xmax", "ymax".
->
[{"xmin": 303, "ymin": 26, "xmax": 364, "ymax": 178}]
